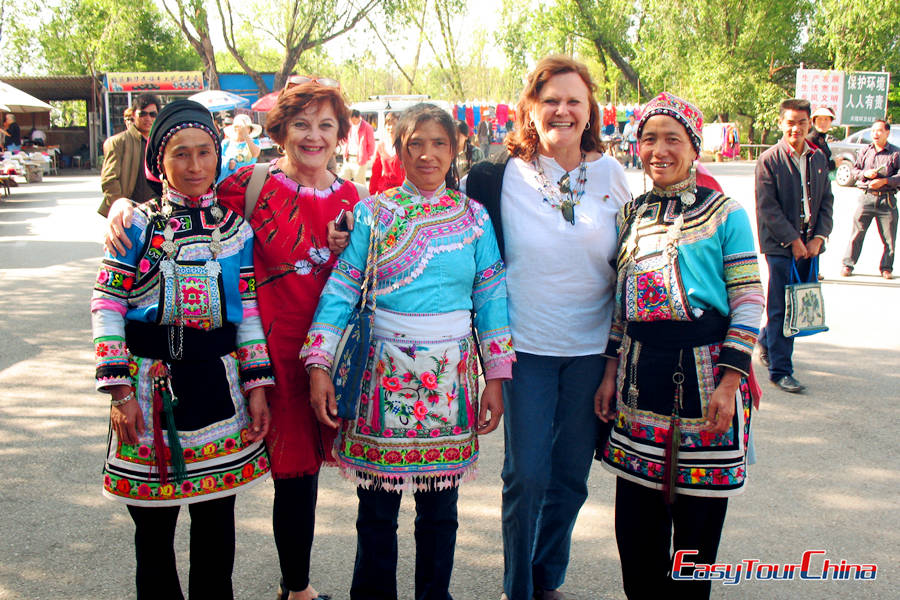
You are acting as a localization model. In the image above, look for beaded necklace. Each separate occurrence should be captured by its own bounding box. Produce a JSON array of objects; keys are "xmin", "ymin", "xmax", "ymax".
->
[
  {"xmin": 532, "ymin": 153, "xmax": 588, "ymax": 225},
  {"xmin": 156, "ymin": 181, "xmax": 224, "ymax": 359}
]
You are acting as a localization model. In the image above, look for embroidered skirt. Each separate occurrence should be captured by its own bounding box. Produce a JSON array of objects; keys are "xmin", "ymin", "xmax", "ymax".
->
[
  {"xmin": 601, "ymin": 328, "xmax": 752, "ymax": 498},
  {"xmin": 336, "ymin": 309, "xmax": 480, "ymax": 491},
  {"xmin": 102, "ymin": 347, "xmax": 270, "ymax": 507}
]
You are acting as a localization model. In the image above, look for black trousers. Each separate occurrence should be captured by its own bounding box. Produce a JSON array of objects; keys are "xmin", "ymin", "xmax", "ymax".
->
[
  {"xmin": 273, "ymin": 474, "xmax": 319, "ymax": 592},
  {"xmin": 127, "ymin": 494, "xmax": 236, "ymax": 600},
  {"xmin": 843, "ymin": 192, "xmax": 898, "ymax": 272},
  {"xmin": 350, "ymin": 486, "xmax": 459, "ymax": 600},
  {"xmin": 614, "ymin": 478, "xmax": 728, "ymax": 600}
]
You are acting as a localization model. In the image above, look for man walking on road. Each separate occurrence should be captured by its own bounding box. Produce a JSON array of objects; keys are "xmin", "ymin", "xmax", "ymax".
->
[
  {"xmin": 341, "ymin": 109, "xmax": 374, "ymax": 185},
  {"xmin": 97, "ymin": 93, "xmax": 161, "ymax": 217},
  {"xmin": 755, "ymin": 98, "xmax": 834, "ymax": 393},
  {"xmin": 840, "ymin": 119, "xmax": 900, "ymax": 280}
]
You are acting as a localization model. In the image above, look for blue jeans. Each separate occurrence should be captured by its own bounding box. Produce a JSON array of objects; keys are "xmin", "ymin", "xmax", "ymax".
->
[
  {"xmin": 758, "ymin": 254, "xmax": 813, "ymax": 381},
  {"xmin": 501, "ymin": 352, "xmax": 605, "ymax": 599}
]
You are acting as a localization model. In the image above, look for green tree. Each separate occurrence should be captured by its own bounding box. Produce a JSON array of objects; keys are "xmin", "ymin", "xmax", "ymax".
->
[{"xmin": 2, "ymin": 0, "xmax": 199, "ymax": 76}]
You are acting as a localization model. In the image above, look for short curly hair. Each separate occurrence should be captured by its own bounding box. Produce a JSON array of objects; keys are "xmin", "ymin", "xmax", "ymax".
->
[{"xmin": 264, "ymin": 83, "xmax": 351, "ymax": 147}]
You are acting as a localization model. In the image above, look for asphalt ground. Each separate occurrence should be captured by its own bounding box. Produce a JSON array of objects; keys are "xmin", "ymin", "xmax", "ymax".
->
[{"xmin": 0, "ymin": 163, "xmax": 896, "ymax": 599}]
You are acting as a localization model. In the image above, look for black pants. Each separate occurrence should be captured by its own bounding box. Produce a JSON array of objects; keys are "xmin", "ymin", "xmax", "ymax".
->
[
  {"xmin": 127, "ymin": 495, "xmax": 236, "ymax": 600},
  {"xmin": 351, "ymin": 486, "xmax": 459, "ymax": 600},
  {"xmin": 843, "ymin": 192, "xmax": 898, "ymax": 272},
  {"xmin": 273, "ymin": 474, "xmax": 319, "ymax": 592},
  {"xmin": 614, "ymin": 478, "xmax": 728, "ymax": 600}
]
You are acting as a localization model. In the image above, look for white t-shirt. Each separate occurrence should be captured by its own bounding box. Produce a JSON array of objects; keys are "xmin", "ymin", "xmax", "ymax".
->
[
  {"xmin": 348, "ymin": 123, "xmax": 360, "ymax": 156},
  {"xmin": 500, "ymin": 154, "xmax": 629, "ymax": 356}
]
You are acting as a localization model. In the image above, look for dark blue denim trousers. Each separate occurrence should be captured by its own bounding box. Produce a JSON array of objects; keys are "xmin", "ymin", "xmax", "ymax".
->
[
  {"xmin": 758, "ymin": 254, "xmax": 814, "ymax": 381},
  {"xmin": 351, "ymin": 485, "xmax": 459, "ymax": 600},
  {"xmin": 501, "ymin": 352, "xmax": 606, "ymax": 599}
]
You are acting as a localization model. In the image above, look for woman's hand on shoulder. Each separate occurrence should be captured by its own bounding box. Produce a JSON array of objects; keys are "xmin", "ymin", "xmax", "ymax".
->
[{"xmin": 105, "ymin": 198, "xmax": 137, "ymax": 256}]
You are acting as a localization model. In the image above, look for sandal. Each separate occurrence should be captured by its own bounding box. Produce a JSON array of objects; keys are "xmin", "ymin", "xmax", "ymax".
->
[{"xmin": 277, "ymin": 580, "xmax": 331, "ymax": 600}]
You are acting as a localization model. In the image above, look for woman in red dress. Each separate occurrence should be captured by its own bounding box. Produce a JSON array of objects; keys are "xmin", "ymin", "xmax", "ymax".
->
[
  {"xmin": 106, "ymin": 81, "xmax": 366, "ymax": 600},
  {"xmin": 368, "ymin": 111, "xmax": 405, "ymax": 194}
]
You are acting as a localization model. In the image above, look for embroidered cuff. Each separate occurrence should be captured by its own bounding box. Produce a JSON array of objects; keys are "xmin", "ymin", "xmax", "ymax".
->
[
  {"xmin": 95, "ymin": 336, "xmax": 131, "ymax": 391},
  {"xmin": 237, "ymin": 340, "xmax": 275, "ymax": 392},
  {"xmin": 716, "ymin": 347, "xmax": 751, "ymax": 377},
  {"xmin": 484, "ymin": 361, "xmax": 513, "ymax": 380}
]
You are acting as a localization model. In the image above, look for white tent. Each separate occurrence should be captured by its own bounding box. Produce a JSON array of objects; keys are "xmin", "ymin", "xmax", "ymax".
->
[{"xmin": 0, "ymin": 81, "xmax": 54, "ymax": 113}]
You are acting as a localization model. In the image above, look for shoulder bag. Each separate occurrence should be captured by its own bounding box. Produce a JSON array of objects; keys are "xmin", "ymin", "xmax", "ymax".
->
[{"xmin": 783, "ymin": 256, "xmax": 828, "ymax": 337}]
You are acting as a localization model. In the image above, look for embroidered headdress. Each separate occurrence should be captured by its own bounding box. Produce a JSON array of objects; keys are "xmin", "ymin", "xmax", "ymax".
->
[
  {"xmin": 145, "ymin": 99, "xmax": 221, "ymax": 194},
  {"xmin": 638, "ymin": 92, "xmax": 704, "ymax": 154}
]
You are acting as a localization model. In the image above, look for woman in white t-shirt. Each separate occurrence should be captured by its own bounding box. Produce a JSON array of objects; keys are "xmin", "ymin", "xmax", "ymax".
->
[{"xmin": 464, "ymin": 55, "xmax": 629, "ymax": 600}]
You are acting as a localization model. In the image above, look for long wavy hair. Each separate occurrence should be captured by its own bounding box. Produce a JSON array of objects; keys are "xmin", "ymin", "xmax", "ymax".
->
[{"xmin": 506, "ymin": 55, "xmax": 604, "ymax": 162}]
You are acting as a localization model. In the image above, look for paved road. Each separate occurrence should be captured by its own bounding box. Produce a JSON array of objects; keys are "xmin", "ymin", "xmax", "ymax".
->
[{"xmin": 0, "ymin": 165, "xmax": 896, "ymax": 599}]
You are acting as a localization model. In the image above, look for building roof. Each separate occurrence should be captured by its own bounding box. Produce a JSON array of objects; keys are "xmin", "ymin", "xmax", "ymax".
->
[{"xmin": 0, "ymin": 75, "xmax": 102, "ymax": 102}]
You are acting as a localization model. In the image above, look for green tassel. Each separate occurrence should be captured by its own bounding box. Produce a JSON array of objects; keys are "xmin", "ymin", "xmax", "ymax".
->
[{"xmin": 162, "ymin": 389, "xmax": 187, "ymax": 483}]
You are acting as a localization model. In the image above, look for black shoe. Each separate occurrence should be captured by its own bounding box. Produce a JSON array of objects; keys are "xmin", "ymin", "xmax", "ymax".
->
[
  {"xmin": 773, "ymin": 375, "xmax": 805, "ymax": 393},
  {"xmin": 757, "ymin": 345, "xmax": 770, "ymax": 368}
]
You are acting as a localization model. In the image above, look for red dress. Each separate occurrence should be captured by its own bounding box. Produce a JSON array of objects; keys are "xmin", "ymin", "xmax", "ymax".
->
[
  {"xmin": 369, "ymin": 144, "xmax": 405, "ymax": 194},
  {"xmin": 219, "ymin": 161, "xmax": 362, "ymax": 477}
]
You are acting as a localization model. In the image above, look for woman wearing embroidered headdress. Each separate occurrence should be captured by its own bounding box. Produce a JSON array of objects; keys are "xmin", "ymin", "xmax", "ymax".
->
[
  {"xmin": 302, "ymin": 103, "xmax": 514, "ymax": 599},
  {"xmin": 91, "ymin": 99, "xmax": 274, "ymax": 599},
  {"xmin": 105, "ymin": 79, "xmax": 367, "ymax": 600},
  {"xmin": 595, "ymin": 92, "xmax": 764, "ymax": 599}
]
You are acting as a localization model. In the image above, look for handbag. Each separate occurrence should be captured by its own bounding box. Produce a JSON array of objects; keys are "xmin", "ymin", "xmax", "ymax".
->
[
  {"xmin": 331, "ymin": 198, "xmax": 382, "ymax": 419},
  {"xmin": 783, "ymin": 256, "xmax": 828, "ymax": 337}
]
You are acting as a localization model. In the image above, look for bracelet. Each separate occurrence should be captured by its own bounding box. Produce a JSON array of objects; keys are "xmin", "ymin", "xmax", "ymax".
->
[
  {"xmin": 306, "ymin": 363, "xmax": 331, "ymax": 375},
  {"xmin": 111, "ymin": 390, "xmax": 135, "ymax": 407}
]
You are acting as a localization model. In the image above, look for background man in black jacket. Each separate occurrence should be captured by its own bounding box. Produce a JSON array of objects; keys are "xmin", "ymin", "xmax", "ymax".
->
[{"xmin": 755, "ymin": 98, "xmax": 834, "ymax": 393}]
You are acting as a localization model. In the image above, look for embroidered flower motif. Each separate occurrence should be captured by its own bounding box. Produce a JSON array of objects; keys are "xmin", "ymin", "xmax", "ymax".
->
[
  {"xmin": 223, "ymin": 473, "xmax": 236, "ymax": 486},
  {"xmin": 97, "ymin": 270, "xmax": 110, "ymax": 285},
  {"xmin": 257, "ymin": 457, "xmax": 268, "ymax": 470},
  {"xmin": 489, "ymin": 341, "xmax": 502, "ymax": 355},
  {"xmin": 359, "ymin": 425, "xmax": 371, "ymax": 434},
  {"xmin": 238, "ymin": 278, "xmax": 249, "ymax": 292},
  {"xmin": 294, "ymin": 259, "xmax": 313, "ymax": 275},
  {"xmin": 452, "ymin": 426, "xmax": 463, "ymax": 435},
  {"xmin": 420, "ymin": 372, "xmax": 438, "ymax": 390},
  {"xmin": 202, "ymin": 443, "xmax": 217, "ymax": 456},
  {"xmin": 181, "ymin": 480, "xmax": 194, "ymax": 494},
  {"xmin": 443, "ymin": 447, "xmax": 460, "ymax": 461},
  {"xmin": 462, "ymin": 445, "xmax": 472, "ymax": 459},
  {"xmin": 430, "ymin": 428, "xmax": 441, "ymax": 437},
  {"xmin": 413, "ymin": 400, "xmax": 428, "ymax": 421},
  {"xmin": 241, "ymin": 463, "xmax": 255, "ymax": 479},
  {"xmin": 138, "ymin": 258, "xmax": 151, "ymax": 273},
  {"xmin": 201, "ymin": 476, "xmax": 217, "ymax": 491},
  {"xmin": 382, "ymin": 376, "xmax": 402, "ymax": 392},
  {"xmin": 151, "ymin": 235, "xmax": 164, "ymax": 249},
  {"xmin": 309, "ymin": 246, "xmax": 331, "ymax": 265},
  {"xmin": 384, "ymin": 451, "xmax": 402, "ymax": 464},
  {"xmin": 349, "ymin": 443, "xmax": 364, "ymax": 457},
  {"xmin": 366, "ymin": 448, "xmax": 381, "ymax": 461},
  {"xmin": 122, "ymin": 277, "xmax": 134, "ymax": 291},
  {"xmin": 383, "ymin": 428, "xmax": 394, "ymax": 437},
  {"xmin": 406, "ymin": 429, "xmax": 419, "ymax": 438},
  {"xmin": 424, "ymin": 448, "xmax": 441, "ymax": 462},
  {"xmin": 405, "ymin": 449, "xmax": 422, "ymax": 463},
  {"xmin": 137, "ymin": 445, "xmax": 151, "ymax": 459}
]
